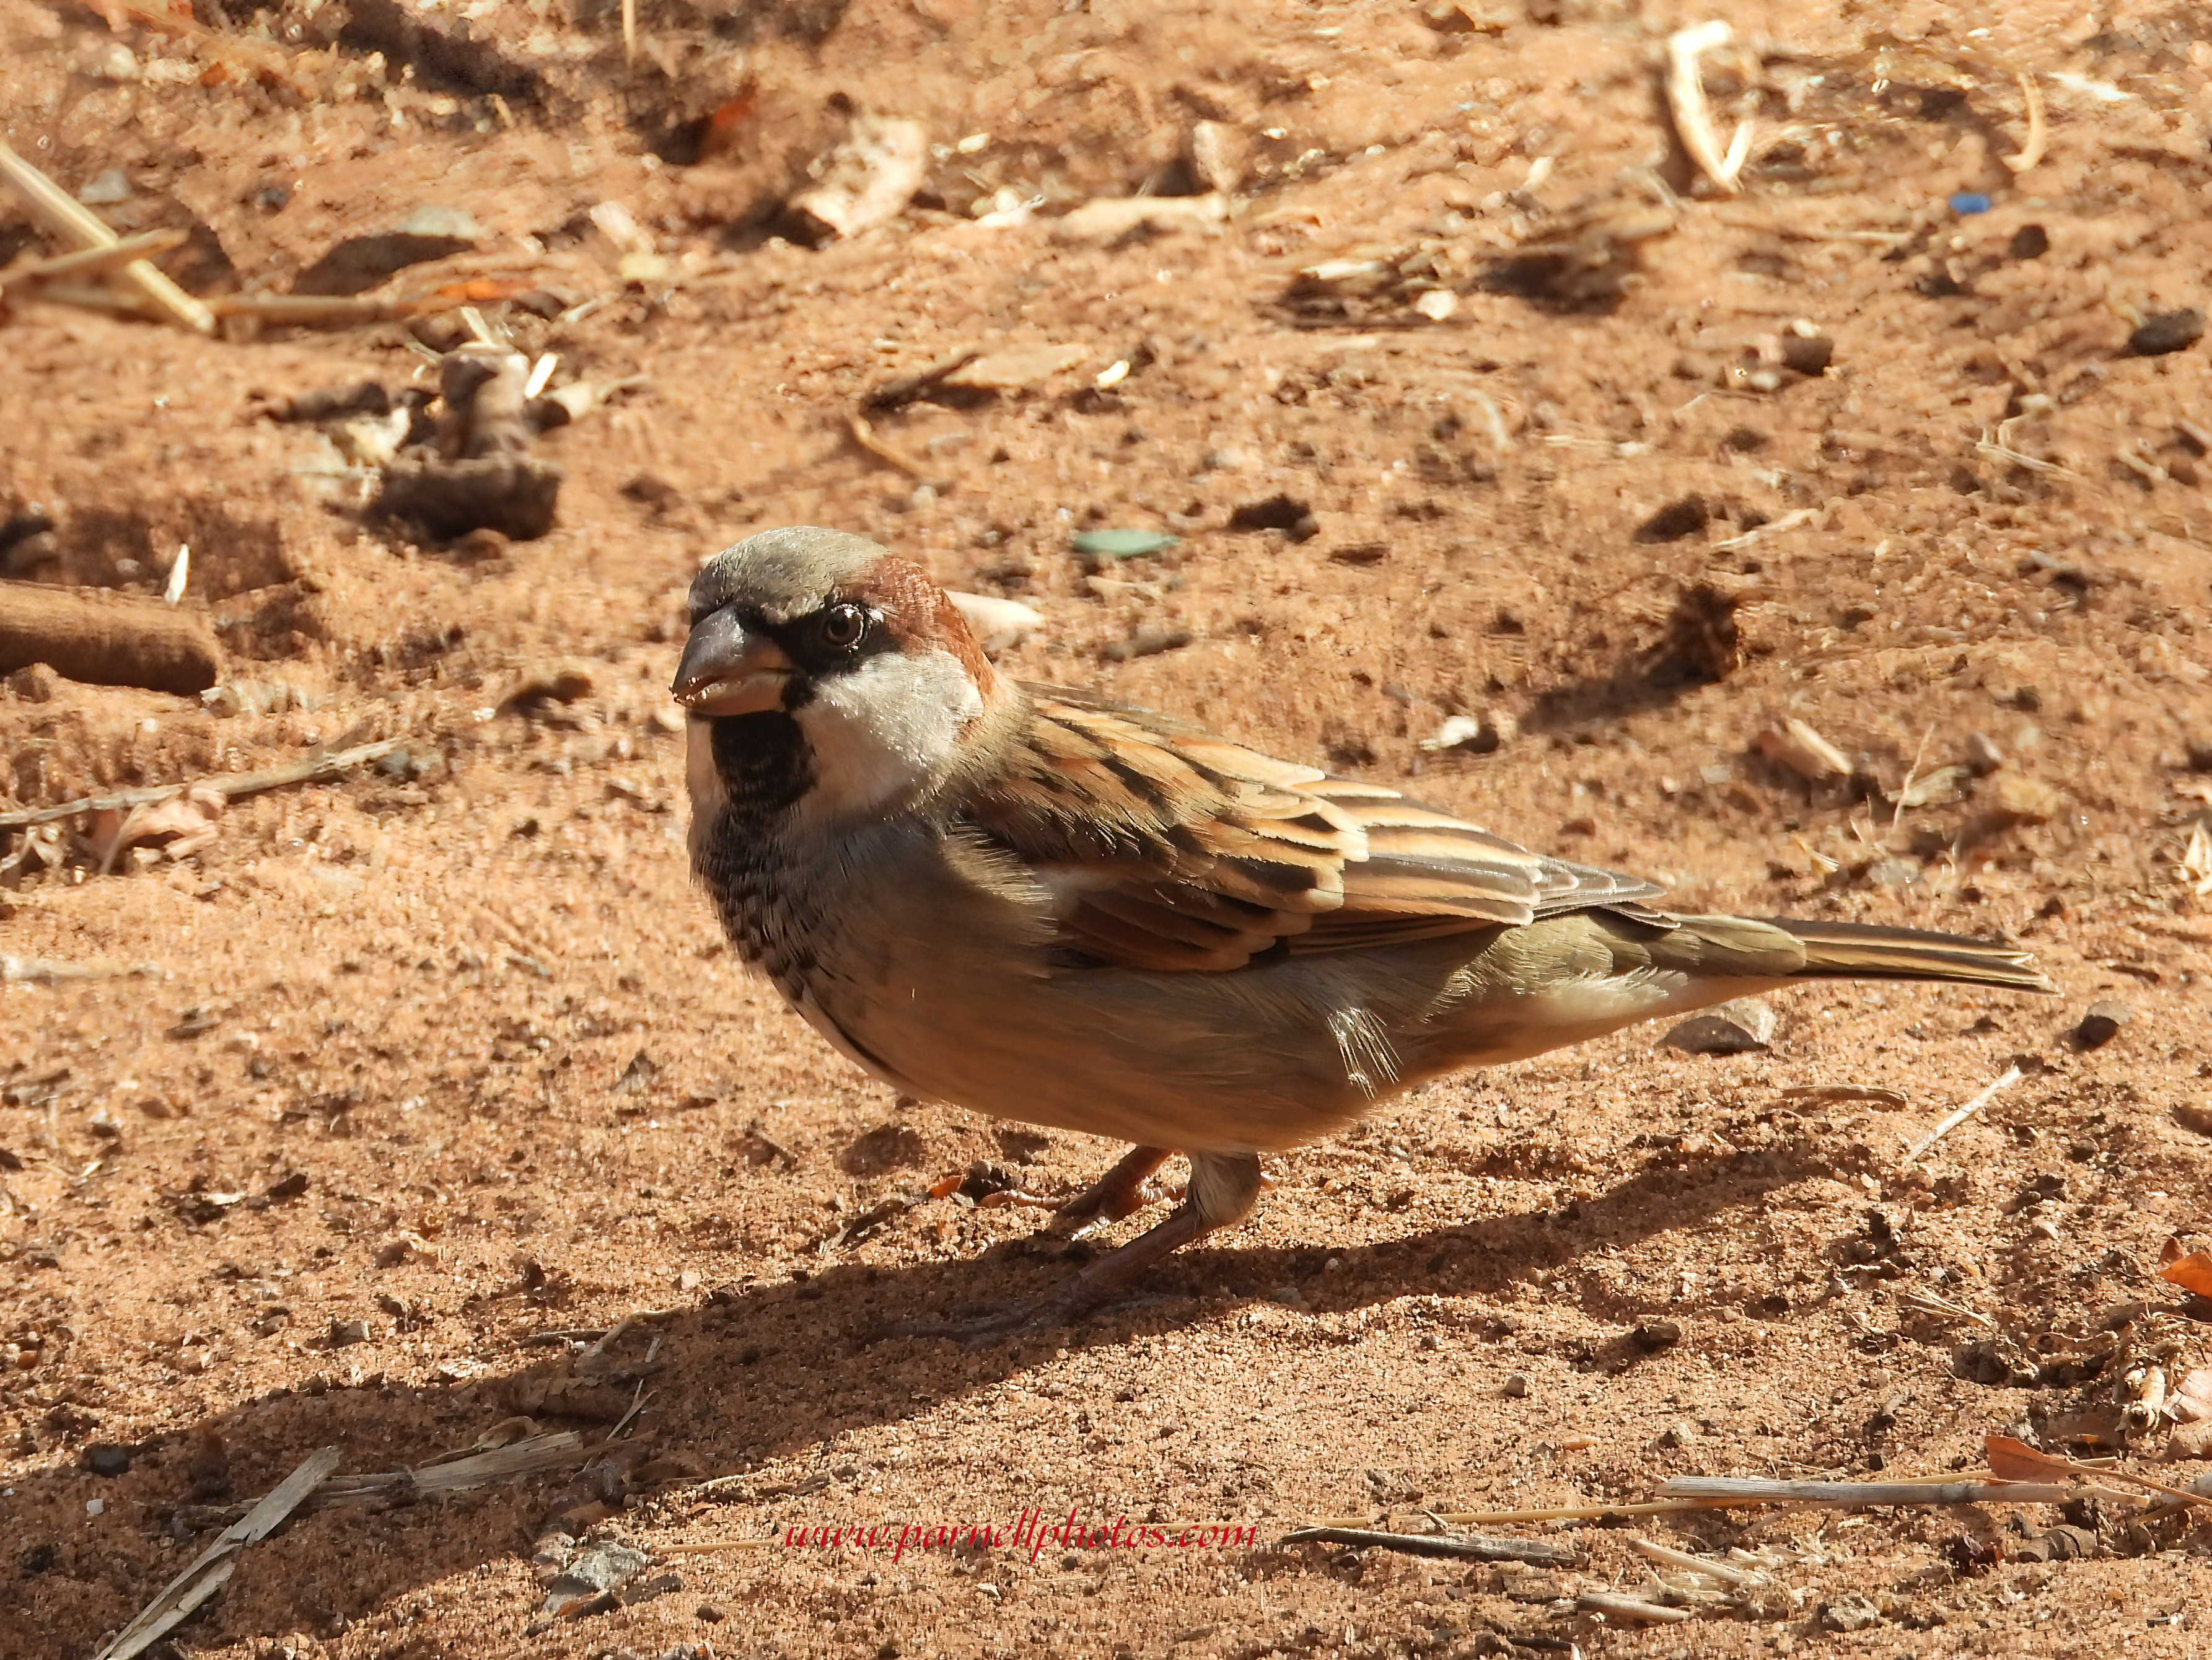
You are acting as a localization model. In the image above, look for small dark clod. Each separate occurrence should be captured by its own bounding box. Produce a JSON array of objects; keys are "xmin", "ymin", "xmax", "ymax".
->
[
  {"xmin": 1226, "ymin": 493, "xmax": 1319, "ymax": 542},
  {"xmin": 1635, "ymin": 495, "xmax": 1709, "ymax": 543},
  {"xmin": 2126, "ymin": 309, "xmax": 2203, "ymax": 358},
  {"xmin": 1780, "ymin": 333, "xmax": 1835, "ymax": 376}
]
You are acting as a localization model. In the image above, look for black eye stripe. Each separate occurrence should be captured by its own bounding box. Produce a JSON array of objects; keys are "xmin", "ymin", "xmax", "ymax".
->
[{"xmin": 755, "ymin": 600, "xmax": 890, "ymax": 676}]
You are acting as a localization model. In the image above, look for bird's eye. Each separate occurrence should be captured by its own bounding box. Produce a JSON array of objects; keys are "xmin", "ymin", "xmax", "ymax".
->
[{"xmin": 819, "ymin": 602, "xmax": 868, "ymax": 651}]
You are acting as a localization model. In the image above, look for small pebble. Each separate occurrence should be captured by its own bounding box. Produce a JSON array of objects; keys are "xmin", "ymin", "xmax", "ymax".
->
[
  {"xmin": 1633, "ymin": 1319, "xmax": 1683, "ymax": 1351},
  {"xmin": 1820, "ymin": 1591, "xmax": 1885, "ymax": 1633},
  {"xmin": 77, "ymin": 168, "xmax": 132, "ymax": 205},
  {"xmin": 1993, "ymin": 771, "xmax": 2061, "ymax": 824},
  {"xmin": 1662, "ymin": 999, "xmax": 1776, "ymax": 1055},
  {"xmin": 4, "ymin": 664, "xmax": 59, "ymax": 703},
  {"xmin": 2072, "ymin": 999, "xmax": 2130, "ymax": 1051},
  {"xmin": 84, "ymin": 1444, "xmax": 133, "ymax": 1477},
  {"xmin": 1099, "ymin": 625, "xmax": 1192, "ymax": 663},
  {"xmin": 1659, "ymin": 1420, "xmax": 1696, "ymax": 1448},
  {"xmin": 1501, "ymin": 1372, "xmax": 1532, "ymax": 1399},
  {"xmin": 1947, "ymin": 192, "xmax": 1992, "ymax": 216}
]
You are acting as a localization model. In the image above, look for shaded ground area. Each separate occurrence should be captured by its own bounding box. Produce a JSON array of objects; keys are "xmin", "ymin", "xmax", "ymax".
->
[{"xmin": 2, "ymin": 0, "xmax": 2211, "ymax": 1655}]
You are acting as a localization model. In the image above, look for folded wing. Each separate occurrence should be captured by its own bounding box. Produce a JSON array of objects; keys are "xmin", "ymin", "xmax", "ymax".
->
[{"xmin": 965, "ymin": 686, "xmax": 1665, "ymax": 972}]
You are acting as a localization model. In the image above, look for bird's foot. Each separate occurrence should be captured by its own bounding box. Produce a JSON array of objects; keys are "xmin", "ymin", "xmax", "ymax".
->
[{"xmin": 1049, "ymin": 1144, "xmax": 1178, "ymax": 1241}]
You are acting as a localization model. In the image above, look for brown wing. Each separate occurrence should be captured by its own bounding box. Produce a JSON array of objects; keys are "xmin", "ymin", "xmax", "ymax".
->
[{"xmin": 964, "ymin": 685, "xmax": 1664, "ymax": 972}]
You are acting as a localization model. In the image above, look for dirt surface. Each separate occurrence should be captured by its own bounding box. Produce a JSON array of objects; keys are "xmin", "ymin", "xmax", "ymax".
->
[{"xmin": 5, "ymin": 0, "xmax": 2212, "ymax": 1654}]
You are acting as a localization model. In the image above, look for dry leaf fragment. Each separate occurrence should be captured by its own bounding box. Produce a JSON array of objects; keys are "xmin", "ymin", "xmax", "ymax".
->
[
  {"xmin": 2169, "ymin": 1369, "xmax": 2212, "ymax": 1460},
  {"xmin": 2169, "ymin": 1369, "xmax": 2212, "ymax": 1446},
  {"xmin": 2174, "ymin": 1368, "xmax": 2212, "ymax": 1422},
  {"xmin": 2159, "ymin": 1251, "xmax": 2212, "ymax": 1299},
  {"xmin": 88, "ymin": 786, "xmax": 224, "ymax": 870},
  {"xmin": 1984, "ymin": 1434, "xmax": 2079, "ymax": 1484}
]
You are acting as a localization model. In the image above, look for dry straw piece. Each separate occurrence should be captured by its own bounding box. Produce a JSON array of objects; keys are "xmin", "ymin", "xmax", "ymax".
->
[
  {"xmin": 94, "ymin": 1447, "xmax": 341, "ymax": 1660},
  {"xmin": 0, "ymin": 141, "xmax": 214, "ymax": 332},
  {"xmin": 1664, "ymin": 22, "xmax": 1749, "ymax": 195}
]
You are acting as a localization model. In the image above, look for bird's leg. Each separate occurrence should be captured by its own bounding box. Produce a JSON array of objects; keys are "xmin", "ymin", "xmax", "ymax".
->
[
  {"xmin": 894, "ymin": 1152, "xmax": 1262, "ymax": 1348},
  {"xmin": 1050, "ymin": 1144, "xmax": 1176, "ymax": 1238}
]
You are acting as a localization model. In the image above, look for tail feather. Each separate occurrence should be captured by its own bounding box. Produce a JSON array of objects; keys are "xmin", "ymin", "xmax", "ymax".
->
[{"xmin": 1758, "ymin": 916, "xmax": 2055, "ymax": 995}]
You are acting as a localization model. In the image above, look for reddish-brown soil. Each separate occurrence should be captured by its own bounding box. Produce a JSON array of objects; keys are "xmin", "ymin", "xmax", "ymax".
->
[{"xmin": 4, "ymin": 0, "xmax": 2211, "ymax": 1655}]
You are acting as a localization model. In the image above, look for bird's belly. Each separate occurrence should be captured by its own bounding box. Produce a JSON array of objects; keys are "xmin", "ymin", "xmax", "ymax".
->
[{"xmin": 793, "ymin": 951, "xmax": 1386, "ymax": 1154}]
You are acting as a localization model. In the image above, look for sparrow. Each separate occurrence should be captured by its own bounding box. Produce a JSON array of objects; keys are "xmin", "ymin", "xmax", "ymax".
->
[{"xmin": 675, "ymin": 526, "xmax": 2054, "ymax": 1339}]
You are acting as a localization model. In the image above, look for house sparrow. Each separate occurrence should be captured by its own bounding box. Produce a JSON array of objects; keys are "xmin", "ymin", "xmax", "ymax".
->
[{"xmin": 676, "ymin": 526, "xmax": 2053, "ymax": 1338}]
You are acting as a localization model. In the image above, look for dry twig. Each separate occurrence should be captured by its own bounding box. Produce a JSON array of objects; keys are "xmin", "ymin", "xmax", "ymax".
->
[
  {"xmin": 1902, "ymin": 1065, "xmax": 2023, "ymax": 1165},
  {"xmin": 847, "ymin": 413, "xmax": 944, "ymax": 485},
  {"xmin": 1779, "ymin": 1084, "xmax": 1907, "ymax": 1106},
  {"xmin": 1277, "ymin": 1527, "xmax": 1578, "ymax": 1566},
  {"xmin": 0, "ymin": 739, "xmax": 403, "ymax": 831},
  {"xmin": 1659, "ymin": 1475, "xmax": 2091, "ymax": 1508},
  {"xmin": 1579, "ymin": 1591, "xmax": 1693, "ymax": 1624}
]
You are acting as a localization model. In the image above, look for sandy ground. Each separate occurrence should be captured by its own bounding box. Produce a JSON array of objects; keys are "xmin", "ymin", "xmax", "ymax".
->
[{"xmin": 4, "ymin": 0, "xmax": 2212, "ymax": 1655}]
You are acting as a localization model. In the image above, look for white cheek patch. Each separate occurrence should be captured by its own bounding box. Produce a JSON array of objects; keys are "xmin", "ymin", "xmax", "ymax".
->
[{"xmin": 795, "ymin": 648, "xmax": 981, "ymax": 822}]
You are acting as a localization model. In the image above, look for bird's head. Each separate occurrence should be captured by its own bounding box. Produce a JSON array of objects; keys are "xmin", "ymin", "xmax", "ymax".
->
[{"xmin": 675, "ymin": 527, "xmax": 1013, "ymax": 822}]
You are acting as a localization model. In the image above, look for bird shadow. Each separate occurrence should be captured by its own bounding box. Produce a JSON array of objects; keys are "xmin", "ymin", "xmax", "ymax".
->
[{"xmin": 0, "ymin": 1137, "xmax": 1823, "ymax": 1657}]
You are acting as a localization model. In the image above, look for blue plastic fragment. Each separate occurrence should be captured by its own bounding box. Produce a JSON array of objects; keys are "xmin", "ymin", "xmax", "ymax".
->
[{"xmin": 1949, "ymin": 191, "xmax": 1993, "ymax": 215}]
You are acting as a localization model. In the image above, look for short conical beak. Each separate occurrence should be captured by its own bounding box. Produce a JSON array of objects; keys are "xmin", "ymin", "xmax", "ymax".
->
[{"xmin": 672, "ymin": 609, "xmax": 795, "ymax": 717}]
